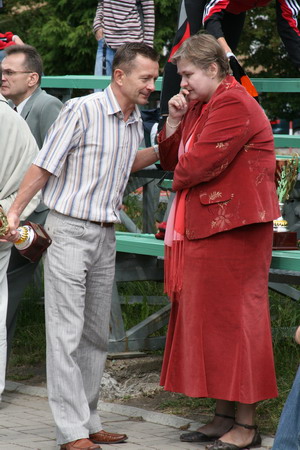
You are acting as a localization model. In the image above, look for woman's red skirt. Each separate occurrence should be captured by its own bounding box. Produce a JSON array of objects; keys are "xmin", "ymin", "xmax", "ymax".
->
[{"xmin": 160, "ymin": 222, "xmax": 278, "ymax": 403}]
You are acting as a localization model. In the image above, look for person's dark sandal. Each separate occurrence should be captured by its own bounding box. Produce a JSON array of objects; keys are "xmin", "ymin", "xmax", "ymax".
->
[
  {"xmin": 180, "ymin": 412, "xmax": 235, "ymax": 443},
  {"xmin": 206, "ymin": 422, "xmax": 262, "ymax": 449}
]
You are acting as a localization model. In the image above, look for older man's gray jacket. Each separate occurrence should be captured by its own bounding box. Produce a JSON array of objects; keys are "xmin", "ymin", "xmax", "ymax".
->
[{"xmin": 19, "ymin": 87, "xmax": 62, "ymax": 149}]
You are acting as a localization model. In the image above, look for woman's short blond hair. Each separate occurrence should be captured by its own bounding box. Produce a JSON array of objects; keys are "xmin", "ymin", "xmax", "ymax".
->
[{"xmin": 171, "ymin": 33, "xmax": 229, "ymax": 79}]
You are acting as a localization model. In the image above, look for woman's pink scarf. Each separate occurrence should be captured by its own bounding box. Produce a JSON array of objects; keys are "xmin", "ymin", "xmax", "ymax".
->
[
  {"xmin": 164, "ymin": 139, "xmax": 189, "ymax": 298},
  {"xmin": 164, "ymin": 107, "xmax": 206, "ymax": 299}
]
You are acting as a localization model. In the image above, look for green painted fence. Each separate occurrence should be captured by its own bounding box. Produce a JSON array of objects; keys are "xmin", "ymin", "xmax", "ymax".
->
[{"xmin": 41, "ymin": 75, "xmax": 300, "ymax": 148}]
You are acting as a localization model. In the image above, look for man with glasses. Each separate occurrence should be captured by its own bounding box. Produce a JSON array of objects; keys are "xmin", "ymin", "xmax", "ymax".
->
[{"xmin": 1, "ymin": 44, "xmax": 62, "ymax": 148}]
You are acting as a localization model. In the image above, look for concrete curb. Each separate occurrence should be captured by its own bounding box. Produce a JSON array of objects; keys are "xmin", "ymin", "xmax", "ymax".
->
[
  {"xmin": 98, "ymin": 400, "xmax": 201, "ymax": 430},
  {"xmin": 5, "ymin": 380, "xmax": 200, "ymax": 430},
  {"xmin": 5, "ymin": 380, "xmax": 48, "ymax": 398}
]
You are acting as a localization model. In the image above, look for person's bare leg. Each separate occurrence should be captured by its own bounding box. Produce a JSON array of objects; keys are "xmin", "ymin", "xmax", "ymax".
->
[
  {"xmin": 196, "ymin": 400, "xmax": 235, "ymax": 437},
  {"xmin": 209, "ymin": 402, "xmax": 259, "ymax": 448}
]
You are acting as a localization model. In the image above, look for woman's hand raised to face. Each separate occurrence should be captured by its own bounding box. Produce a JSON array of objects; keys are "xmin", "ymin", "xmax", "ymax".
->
[{"xmin": 168, "ymin": 88, "xmax": 189, "ymax": 122}]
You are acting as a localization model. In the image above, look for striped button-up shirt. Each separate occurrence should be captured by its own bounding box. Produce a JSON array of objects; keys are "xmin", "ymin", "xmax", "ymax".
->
[
  {"xmin": 93, "ymin": 0, "xmax": 155, "ymax": 49},
  {"xmin": 34, "ymin": 85, "xmax": 143, "ymax": 223}
]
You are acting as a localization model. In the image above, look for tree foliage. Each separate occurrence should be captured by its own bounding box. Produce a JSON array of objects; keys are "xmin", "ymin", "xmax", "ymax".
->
[
  {"xmin": 236, "ymin": 5, "xmax": 300, "ymax": 119},
  {"xmin": 0, "ymin": 0, "xmax": 179, "ymax": 75},
  {"xmin": 152, "ymin": 0, "xmax": 179, "ymax": 67},
  {"xmin": 0, "ymin": 0, "xmax": 97, "ymax": 74}
]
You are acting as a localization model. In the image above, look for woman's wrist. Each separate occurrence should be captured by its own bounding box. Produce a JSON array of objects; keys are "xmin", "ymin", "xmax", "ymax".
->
[{"xmin": 166, "ymin": 116, "xmax": 181, "ymax": 129}]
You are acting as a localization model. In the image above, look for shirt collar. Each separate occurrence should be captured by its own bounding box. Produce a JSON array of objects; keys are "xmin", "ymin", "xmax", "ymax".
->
[
  {"xmin": 13, "ymin": 95, "xmax": 31, "ymax": 114},
  {"xmin": 104, "ymin": 84, "xmax": 141, "ymax": 123}
]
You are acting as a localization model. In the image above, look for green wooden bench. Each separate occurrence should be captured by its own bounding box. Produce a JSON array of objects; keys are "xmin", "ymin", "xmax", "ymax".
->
[
  {"xmin": 116, "ymin": 231, "xmax": 300, "ymax": 271},
  {"xmin": 116, "ymin": 231, "xmax": 164, "ymax": 257},
  {"xmin": 110, "ymin": 232, "xmax": 300, "ymax": 352},
  {"xmin": 111, "ymin": 232, "xmax": 166, "ymax": 352}
]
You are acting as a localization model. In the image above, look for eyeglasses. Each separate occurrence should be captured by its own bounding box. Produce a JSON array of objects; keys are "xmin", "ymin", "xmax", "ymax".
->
[{"xmin": 2, "ymin": 69, "xmax": 33, "ymax": 77}]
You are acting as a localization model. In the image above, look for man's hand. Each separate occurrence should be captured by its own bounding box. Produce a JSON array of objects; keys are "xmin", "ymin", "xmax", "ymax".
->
[
  {"xmin": 217, "ymin": 37, "xmax": 232, "ymax": 55},
  {"xmin": 95, "ymin": 28, "xmax": 104, "ymax": 41},
  {"xmin": 295, "ymin": 326, "xmax": 300, "ymax": 345},
  {"xmin": 0, "ymin": 211, "xmax": 20, "ymax": 243},
  {"xmin": 12, "ymin": 35, "xmax": 24, "ymax": 45}
]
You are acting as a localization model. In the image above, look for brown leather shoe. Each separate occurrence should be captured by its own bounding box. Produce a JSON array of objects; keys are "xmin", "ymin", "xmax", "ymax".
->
[
  {"xmin": 60, "ymin": 438, "xmax": 101, "ymax": 449},
  {"xmin": 89, "ymin": 429, "xmax": 128, "ymax": 444}
]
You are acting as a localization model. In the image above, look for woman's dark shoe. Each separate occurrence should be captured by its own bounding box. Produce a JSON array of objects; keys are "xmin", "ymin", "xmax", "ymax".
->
[
  {"xmin": 180, "ymin": 412, "xmax": 235, "ymax": 443},
  {"xmin": 205, "ymin": 422, "xmax": 262, "ymax": 450},
  {"xmin": 180, "ymin": 431, "xmax": 216, "ymax": 443}
]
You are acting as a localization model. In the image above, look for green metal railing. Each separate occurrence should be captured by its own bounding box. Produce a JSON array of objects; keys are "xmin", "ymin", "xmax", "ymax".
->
[
  {"xmin": 40, "ymin": 75, "xmax": 300, "ymax": 148},
  {"xmin": 41, "ymin": 75, "xmax": 113, "ymax": 90},
  {"xmin": 40, "ymin": 75, "xmax": 300, "ymax": 93}
]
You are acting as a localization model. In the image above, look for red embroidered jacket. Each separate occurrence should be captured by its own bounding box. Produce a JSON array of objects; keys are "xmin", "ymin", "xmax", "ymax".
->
[{"xmin": 158, "ymin": 75, "xmax": 280, "ymax": 240}]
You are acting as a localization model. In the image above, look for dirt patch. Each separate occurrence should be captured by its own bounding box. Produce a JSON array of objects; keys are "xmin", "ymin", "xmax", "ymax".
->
[{"xmin": 7, "ymin": 362, "xmax": 47, "ymax": 387}]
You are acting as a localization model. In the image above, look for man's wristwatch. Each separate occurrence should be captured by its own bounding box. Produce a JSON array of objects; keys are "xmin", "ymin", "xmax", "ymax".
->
[{"xmin": 153, "ymin": 144, "xmax": 159, "ymax": 158}]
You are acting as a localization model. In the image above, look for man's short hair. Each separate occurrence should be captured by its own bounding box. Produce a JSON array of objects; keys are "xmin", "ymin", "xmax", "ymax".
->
[
  {"xmin": 4, "ymin": 44, "xmax": 43, "ymax": 85},
  {"xmin": 112, "ymin": 43, "xmax": 159, "ymax": 76}
]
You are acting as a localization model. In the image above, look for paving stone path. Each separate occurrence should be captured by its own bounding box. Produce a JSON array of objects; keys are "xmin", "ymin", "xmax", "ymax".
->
[{"xmin": 0, "ymin": 381, "xmax": 274, "ymax": 449}]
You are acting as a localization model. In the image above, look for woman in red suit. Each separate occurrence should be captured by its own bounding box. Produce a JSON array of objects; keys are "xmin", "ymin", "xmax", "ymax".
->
[{"xmin": 157, "ymin": 33, "xmax": 279, "ymax": 450}]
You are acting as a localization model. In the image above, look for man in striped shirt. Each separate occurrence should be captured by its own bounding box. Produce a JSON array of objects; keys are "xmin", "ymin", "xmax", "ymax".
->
[
  {"xmin": 93, "ymin": 0, "xmax": 155, "ymax": 78},
  {"xmin": 4, "ymin": 42, "xmax": 159, "ymax": 450}
]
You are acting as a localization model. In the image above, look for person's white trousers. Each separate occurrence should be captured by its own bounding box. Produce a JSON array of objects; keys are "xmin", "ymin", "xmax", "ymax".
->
[{"xmin": 0, "ymin": 243, "xmax": 12, "ymax": 399}]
